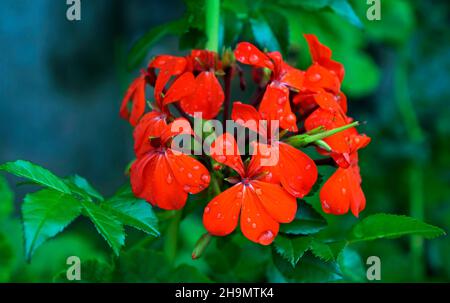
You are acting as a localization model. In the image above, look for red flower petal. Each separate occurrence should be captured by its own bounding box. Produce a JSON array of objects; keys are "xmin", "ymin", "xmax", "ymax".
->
[
  {"xmin": 166, "ymin": 149, "xmax": 210, "ymax": 194},
  {"xmin": 203, "ymin": 183, "xmax": 244, "ymax": 236},
  {"xmin": 162, "ymin": 72, "xmax": 196, "ymax": 105},
  {"xmin": 231, "ymin": 102, "xmax": 263, "ymax": 135},
  {"xmin": 277, "ymin": 142, "xmax": 318, "ymax": 198},
  {"xmin": 259, "ymin": 83, "xmax": 298, "ymax": 132},
  {"xmin": 180, "ymin": 71, "xmax": 224, "ymax": 119},
  {"xmin": 304, "ymin": 34, "xmax": 345, "ymax": 82},
  {"xmin": 120, "ymin": 75, "xmax": 147, "ymax": 126},
  {"xmin": 304, "ymin": 63, "xmax": 341, "ymax": 94},
  {"xmin": 251, "ymin": 180, "xmax": 297, "ymax": 223},
  {"xmin": 314, "ymin": 90, "xmax": 346, "ymax": 117},
  {"xmin": 130, "ymin": 153, "xmax": 188, "ymax": 210},
  {"xmin": 210, "ymin": 133, "xmax": 245, "ymax": 177},
  {"xmin": 234, "ymin": 42, "xmax": 274, "ymax": 70},
  {"xmin": 320, "ymin": 167, "xmax": 366, "ymax": 217},
  {"xmin": 133, "ymin": 111, "xmax": 168, "ymax": 157},
  {"xmin": 240, "ymin": 186, "xmax": 279, "ymax": 245}
]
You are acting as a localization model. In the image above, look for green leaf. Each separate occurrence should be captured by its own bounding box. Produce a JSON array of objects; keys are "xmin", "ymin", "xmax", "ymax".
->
[
  {"xmin": 127, "ymin": 19, "xmax": 187, "ymax": 70},
  {"xmin": 280, "ymin": 201, "xmax": 327, "ymax": 235},
  {"xmin": 273, "ymin": 234, "xmax": 311, "ymax": 267},
  {"xmin": 349, "ymin": 214, "xmax": 446, "ymax": 243},
  {"xmin": 273, "ymin": 251, "xmax": 342, "ymax": 282},
  {"xmin": 262, "ymin": 9, "xmax": 290, "ymax": 54},
  {"xmin": 102, "ymin": 185, "xmax": 159, "ymax": 237},
  {"xmin": 65, "ymin": 175, "xmax": 104, "ymax": 201},
  {"xmin": 80, "ymin": 200, "xmax": 125, "ymax": 256},
  {"xmin": 0, "ymin": 233, "xmax": 14, "ymax": 282},
  {"xmin": 309, "ymin": 238, "xmax": 335, "ymax": 261},
  {"xmin": 329, "ymin": 0, "xmax": 363, "ymax": 28},
  {"xmin": 169, "ymin": 264, "xmax": 212, "ymax": 283},
  {"xmin": 179, "ymin": 27, "xmax": 207, "ymax": 50},
  {"xmin": 274, "ymin": 0, "xmax": 330, "ymax": 10},
  {"xmin": 0, "ymin": 160, "xmax": 71, "ymax": 194},
  {"xmin": 115, "ymin": 248, "xmax": 170, "ymax": 282},
  {"xmin": 53, "ymin": 259, "xmax": 113, "ymax": 283},
  {"xmin": 22, "ymin": 189, "xmax": 82, "ymax": 259},
  {"xmin": 337, "ymin": 247, "xmax": 366, "ymax": 282},
  {"xmin": 0, "ymin": 175, "xmax": 14, "ymax": 218},
  {"xmin": 250, "ymin": 16, "xmax": 281, "ymax": 52}
]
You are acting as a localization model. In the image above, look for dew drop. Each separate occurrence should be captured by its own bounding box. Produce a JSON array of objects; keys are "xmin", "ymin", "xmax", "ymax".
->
[
  {"xmin": 252, "ymin": 223, "xmax": 257, "ymax": 229},
  {"xmin": 187, "ymin": 173, "xmax": 193, "ymax": 179},
  {"xmin": 183, "ymin": 185, "xmax": 191, "ymax": 193},
  {"xmin": 179, "ymin": 167, "xmax": 185, "ymax": 172},
  {"xmin": 201, "ymin": 174, "xmax": 210, "ymax": 183},
  {"xmin": 255, "ymin": 188, "xmax": 263, "ymax": 196},
  {"xmin": 204, "ymin": 207, "xmax": 210, "ymax": 214},
  {"xmin": 217, "ymin": 213, "xmax": 223, "ymax": 219},
  {"xmin": 305, "ymin": 164, "xmax": 312, "ymax": 170},
  {"xmin": 166, "ymin": 174, "xmax": 173, "ymax": 184},
  {"xmin": 341, "ymin": 188, "xmax": 347, "ymax": 194},
  {"xmin": 308, "ymin": 73, "xmax": 322, "ymax": 82},
  {"xmin": 286, "ymin": 113, "xmax": 296, "ymax": 123},
  {"xmin": 249, "ymin": 54, "xmax": 259, "ymax": 64},
  {"xmin": 277, "ymin": 96, "xmax": 287, "ymax": 105},
  {"xmin": 193, "ymin": 165, "xmax": 200, "ymax": 170},
  {"xmin": 247, "ymin": 217, "xmax": 252, "ymax": 223},
  {"xmin": 258, "ymin": 230, "xmax": 274, "ymax": 245},
  {"xmin": 323, "ymin": 200, "xmax": 330, "ymax": 210}
]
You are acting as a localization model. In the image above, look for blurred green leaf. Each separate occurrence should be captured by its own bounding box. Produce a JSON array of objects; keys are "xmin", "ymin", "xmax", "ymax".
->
[
  {"xmin": 0, "ymin": 233, "xmax": 14, "ymax": 282},
  {"xmin": 0, "ymin": 160, "xmax": 71, "ymax": 194},
  {"xmin": 169, "ymin": 264, "xmax": 212, "ymax": 282},
  {"xmin": 53, "ymin": 259, "xmax": 114, "ymax": 283},
  {"xmin": 349, "ymin": 214, "xmax": 446, "ymax": 242},
  {"xmin": 280, "ymin": 201, "xmax": 327, "ymax": 235},
  {"xmin": 127, "ymin": 19, "xmax": 187, "ymax": 70},
  {"xmin": 80, "ymin": 200, "xmax": 125, "ymax": 256},
  {"xmin": 65, "ymin": 175, "xmax": 103, "ymax": 202},
  {"xmin": 262, "ymin": 9, "xmax": 290, "ymax": 54},
  {"xmin": 102, "ymin": 185, "xmax": 159, "ymax": 237},
  {"xmin": 115, "ymin": 248, "xmax": 170, "ymax": 282},
  {"xmin": 22, "ymin": 189, "xmax": 82, "ymax": 259},
  {"xmin": 273, "ymin": 234, "xmax": 310, "ymax": 267},
  {"xmin": 250, "ymin": 16, "xmax": 281, "ymax": 52},
  {"xmin": 220, "ymin": 8, "xmax": 244, "ymax": 48},
  {"xmin": 337, "ymin": 247, "xmax": 365, "ymax": 282},
  {"xmin": 329, "ymin": 0, "xmax": 362, "ymax": 28},
  {"xmin": 0, "ymin": 175, "xmax": 14, "ymax": 218}
]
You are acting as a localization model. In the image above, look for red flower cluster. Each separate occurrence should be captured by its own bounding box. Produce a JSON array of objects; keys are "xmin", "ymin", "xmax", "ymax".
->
[{"xmin": 120, "ymin": 34, "xmax": 370, "ymax": 245}]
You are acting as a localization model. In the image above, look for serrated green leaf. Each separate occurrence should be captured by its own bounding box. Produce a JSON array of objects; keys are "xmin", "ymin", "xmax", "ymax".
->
[
  {"xmin": 309, "ymin": 238, "xmax": 335, "ymax": 261},
  {"xmin": 273, "ymin": 235, "xmax": 311, "ymax": 267},
  {"xmin": 280, "ymin": 201, "xmax": 327, "ymax": 235},
  {"xmin": 102, "ymin": 186, "xmax": 159, "ymax": 237},
  {"xmin": 0, "ymin": 175, "xmax": 14, "ymax": 218},
  {"xmin": 80, "ymin": 200, "xmax": 125, "ymax": 256},
  {"xmin": 65, "ymin": 175, "xmax": 104, "ymax": 201},
  {"xmin": 0, "ymin": 160, "xmax": 71, "ymax": 194},
  {"xmin": 22, "ymin": 189, "xmax": 82, "ymax": 259},
  {"xmin": 273, "ymin": 251, "xmax": 342, "ymax": 282},
  {"xmin": 349, "ymin": 214, "xmax": 446, "ymax": 243},
  {"xmin": 127, "ymin": 19, "xmax": 187, "ymax": 70}
]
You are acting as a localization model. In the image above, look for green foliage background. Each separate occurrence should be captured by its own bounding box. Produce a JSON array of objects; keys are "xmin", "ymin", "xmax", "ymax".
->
[{"xmin": 0, "ymin": 0, "xmax": 449, "ymax": 283}]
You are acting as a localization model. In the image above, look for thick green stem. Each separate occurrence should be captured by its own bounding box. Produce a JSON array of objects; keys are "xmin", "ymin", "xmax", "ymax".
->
[
  {"xmin": 395, "ymin": 55, "xmax": 425, "ymax": 281},
  {"xmin": 205, "ymin": 0, "xmax": 220, "ymax": 52}
]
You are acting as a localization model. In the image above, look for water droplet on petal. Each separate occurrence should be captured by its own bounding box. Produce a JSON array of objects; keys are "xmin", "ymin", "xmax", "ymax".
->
[
  {"xmin": 258, "ymin": 230, "xmax": 274, "ymax": 245},
  {"xmin": 255, "ymin": 188, "xmax": 263, "ymax": 196},
  {"xmin": 216, "ymin": 155, "xmax": 227, "ymax": 162},
  {"xmin": 247, "ymin": 217, "xmax": 251, "ymax": 223},
  {"xmin": 183, "ymin": 185, "xmax": 191, "ymax": 193},
  {"xmin": 217, "ymin": 213, "xmax": 223, "ymax": 219},
  {"xmin": 249, "ymin": 54, "xmax": 259, "ymax": 64},
  {"xmin": 193, "ymin": 165, "xmax": 200, "ymax": 170},
  {"xmin": 308, "ymin": 73, "xmax": 322, "ymax": 82},
  {"xmin": 179, "ymin": 167, "xmax": 185, "ymax": 172},
  {"xmin": 166, "ymin": 174, "xmax": 173, "ymax": 184},
  {"xmin": 204, "ymin": 207, "xmax": 210, "ymax": 214},
  {"xmin": 323, "ymin": 200, "xmax": 330, "ymax": 210},
  {"xmin": 277, "ymin": 96, "xmax": 287, "ymax": 105},
  {"xmin": 187, "ymin": 173, "xmax": 193, "ymax": 179},
  {"xmin": 305, "ymin": 164, "xmax": 312, "ymax": 170},
  {"xmin": 201, "ymin": 174, "xmax": 210, "ymax": 183},
  {"xmin": 286, "ymin": 113, "xmax": 296, "ymax": 124},
  {"xmin": 252, "ymin": 223, "xmax": 257, "ymax": 229},
  {"xmin": 341, "ymin": 188, "xmax": 347, "ymax": 194}
]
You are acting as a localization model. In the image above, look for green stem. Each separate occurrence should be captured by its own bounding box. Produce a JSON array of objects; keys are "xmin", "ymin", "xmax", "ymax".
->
[
  {"xmin": 395, "ymin": 54, "xmax": 425, "ymax": 281},
  {"xmin": 285, "ymin": 121, "xmax": 359, "ymax": 147},
  {"xmin": 164, "ymin": 210, "xmax": 183, "ymax": 264},
  {"xmin": 205, "ymin": 0, "xmax": 220, "ymax": 52}
]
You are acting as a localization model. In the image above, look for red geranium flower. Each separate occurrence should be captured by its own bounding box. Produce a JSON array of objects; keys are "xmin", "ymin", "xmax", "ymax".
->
[
  {"xmin": 305, "ymin": 107, "xmax": 370, "ymax": 216},
  {"xmin": 234, "ymin": 42, "xmax": 304, "ymax": 131},
  {"xmin": 120, "ymin": 70, "xmax": 149, "ymax": 126},
  {"xmin": 203, "ymin": 133, "xmax": 297, "ymax": 245},
  {"xmin": 130, "ymin": 114, "xmax": 210, "ymax": 210},
  {"xmin": 232, "ymin": 101, "xmax": 318, "ymax": 198}
]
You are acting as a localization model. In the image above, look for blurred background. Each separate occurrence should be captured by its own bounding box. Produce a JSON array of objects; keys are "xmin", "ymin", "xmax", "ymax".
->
[{"xmin": 0, "ymin": 0, "xmax": 449, "ymax": 282}]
